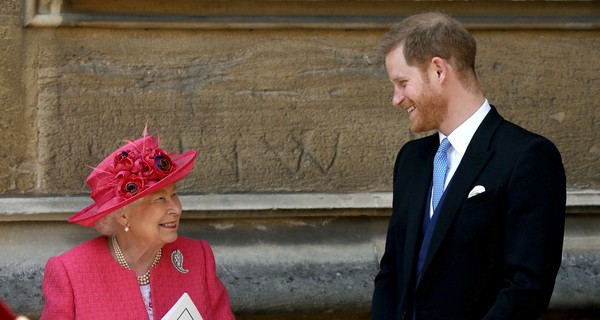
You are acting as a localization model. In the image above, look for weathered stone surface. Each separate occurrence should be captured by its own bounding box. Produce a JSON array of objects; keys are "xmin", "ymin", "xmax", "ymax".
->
[
  {"xmin": 554, "ymin": 248, "xmax": 600, "ymax": 309},
  {"xmin": 11, "ymin": 27, "xmax": 598, "ymax": 195},
  {"xmin": 0, "ymin": 0, "xmax": 37, "ymax": 194},
  {"xmin": 1, "ymin": 1, "xmax": 600, "ymax": 319},
  {"xmin": 475, "ymin": 30, "xmax": 600, "ymax": 189},
  {"xmin": 24, "ymin": 29, "xmax": 395, "ymax": 194},
  {"xmin": 1, "ymin": 213, "xmax": 599, "ymax": 318}
]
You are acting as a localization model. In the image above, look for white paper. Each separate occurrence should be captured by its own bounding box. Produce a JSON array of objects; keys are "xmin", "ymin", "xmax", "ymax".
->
[{"xmin": 161, "ymin": 292, "xmax": 204, "ymax": 320}]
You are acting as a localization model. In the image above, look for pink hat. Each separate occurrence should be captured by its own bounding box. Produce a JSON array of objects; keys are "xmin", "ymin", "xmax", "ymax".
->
[{"xmin": 69, "ymin": 126, "xmax": 197, "ymax": 227}]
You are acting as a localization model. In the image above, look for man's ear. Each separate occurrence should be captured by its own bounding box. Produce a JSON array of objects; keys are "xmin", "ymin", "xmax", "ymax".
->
[{"xmin": 431, "ymin": 57, "xmax": 448, "ymax": 82}]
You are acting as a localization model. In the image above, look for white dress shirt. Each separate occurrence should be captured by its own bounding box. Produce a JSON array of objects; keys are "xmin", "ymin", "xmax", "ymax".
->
[{"xmin": 430, "ymin": 99, "xmax": 491, "ymax": 218}]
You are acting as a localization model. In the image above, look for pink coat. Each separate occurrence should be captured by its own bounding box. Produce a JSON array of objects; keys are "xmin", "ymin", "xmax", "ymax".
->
[{"xmin": 41, "ymin": 236, "xmax": 235, "ymax": 320}]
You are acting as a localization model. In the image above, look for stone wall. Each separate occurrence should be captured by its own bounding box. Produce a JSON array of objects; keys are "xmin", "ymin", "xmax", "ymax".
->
[{"xmin": 0, "ymin": 0, "xmax": 599, "ymax": 318}]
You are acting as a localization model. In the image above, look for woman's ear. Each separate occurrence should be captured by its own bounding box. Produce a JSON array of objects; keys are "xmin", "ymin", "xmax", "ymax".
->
[{"xmin": 114, "ymin": 210, "xmax": 128, "ymax": 230}]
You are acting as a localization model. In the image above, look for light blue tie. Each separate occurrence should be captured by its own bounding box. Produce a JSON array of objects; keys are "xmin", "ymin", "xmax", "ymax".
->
[{"xmin": 432, "ymin": 138, "xmax": 451, "ymax": 211}]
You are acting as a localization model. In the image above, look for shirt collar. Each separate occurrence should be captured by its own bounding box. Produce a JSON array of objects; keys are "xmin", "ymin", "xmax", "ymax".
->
[{"xmin": 438, "ymin": 99, "xmax": 491, "ymax": 156}]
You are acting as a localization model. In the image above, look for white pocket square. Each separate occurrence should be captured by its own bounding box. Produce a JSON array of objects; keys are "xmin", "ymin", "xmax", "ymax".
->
[{"xmin": 468, "ymin": 185, "xmax": 486, "ymax": 198}]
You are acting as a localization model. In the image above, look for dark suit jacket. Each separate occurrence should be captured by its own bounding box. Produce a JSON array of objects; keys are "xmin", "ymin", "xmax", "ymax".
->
[{"xmin": 372, "ymin": 107, "xmax": 566, "ymax": 320}]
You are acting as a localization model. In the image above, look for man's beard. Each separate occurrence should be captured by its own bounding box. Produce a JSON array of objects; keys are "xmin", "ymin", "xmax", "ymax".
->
[{"xmin": 410, "ymin": 81, "xmax": 448, "ymax": 133}]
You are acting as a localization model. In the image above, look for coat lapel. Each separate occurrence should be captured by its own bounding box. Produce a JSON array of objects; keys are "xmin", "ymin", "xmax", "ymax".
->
[
  {"xmin": 419, "ymin": 107, "xmax": 504, "ymax": 280},
  {"xmin": 402, "ymin": 135, "xmax": 438, "ymax": 292}
]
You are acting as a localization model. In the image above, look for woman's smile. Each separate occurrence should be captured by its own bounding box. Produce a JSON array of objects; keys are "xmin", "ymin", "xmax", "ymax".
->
[{"xmin": 159, "ymin": 221, "xmax": 177, "ymax": 229}]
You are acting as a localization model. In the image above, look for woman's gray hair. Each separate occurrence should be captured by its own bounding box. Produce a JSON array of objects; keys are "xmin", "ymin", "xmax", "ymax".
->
[
  {"xmin": 93, "ymin": 207, "xmax": 126, "ymax": 236},
  {"xmin": 93, "ymin": 198, "xmax": 143, "ymax": 235}
]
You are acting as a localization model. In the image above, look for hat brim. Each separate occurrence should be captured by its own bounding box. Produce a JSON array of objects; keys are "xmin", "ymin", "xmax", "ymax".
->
[{"xmin": 68, "ymin": 150, "xmax": 197, "ymax": 227}]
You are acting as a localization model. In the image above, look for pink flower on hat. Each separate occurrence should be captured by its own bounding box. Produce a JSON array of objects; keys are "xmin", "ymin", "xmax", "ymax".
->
[
  {"xmin": 119, "ymin": 174, "xmax": 145, "ymax": 199},
  {"xmin": 145, "ymin": 149, "xmax": 175, "ymax": 178},
  {"xmin": 114, "ymin": 150, "xmax": 135, "ymax": 173},
  {"xmin": 112, "ymin": 146, "xmax": 176, "ymax": 199}
]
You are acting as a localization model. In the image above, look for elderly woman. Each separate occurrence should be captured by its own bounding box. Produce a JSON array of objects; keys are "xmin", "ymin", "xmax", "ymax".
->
[{"xmin": 41, "ymin": 127, "xmax": 234, "ymax": 319}]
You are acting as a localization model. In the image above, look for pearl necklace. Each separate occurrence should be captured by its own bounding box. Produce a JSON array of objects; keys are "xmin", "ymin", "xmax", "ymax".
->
[{"xmin": 111, "ymin": 236, "xmax": 162, "ymax": 286}]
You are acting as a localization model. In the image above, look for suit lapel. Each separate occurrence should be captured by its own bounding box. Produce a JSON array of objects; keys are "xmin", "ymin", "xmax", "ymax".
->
[
  {"xmin": 402, "ymin": 135, "xmax": 438, "ymax": 292},
  {"xmin": 419, "ymin": 107, "xmax": 504, "ymax": 280}
]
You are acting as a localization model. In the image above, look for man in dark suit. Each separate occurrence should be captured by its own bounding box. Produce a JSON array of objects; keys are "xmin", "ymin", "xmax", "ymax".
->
[{"xmin": 371, "ymin": 12, "xmax": 566, "ymax": 319}]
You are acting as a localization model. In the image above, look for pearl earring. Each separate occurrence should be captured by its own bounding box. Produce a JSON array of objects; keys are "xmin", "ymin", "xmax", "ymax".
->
[{"xmin": 124, "ymin": 224, "xmax": 129, "ymax": 232}]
